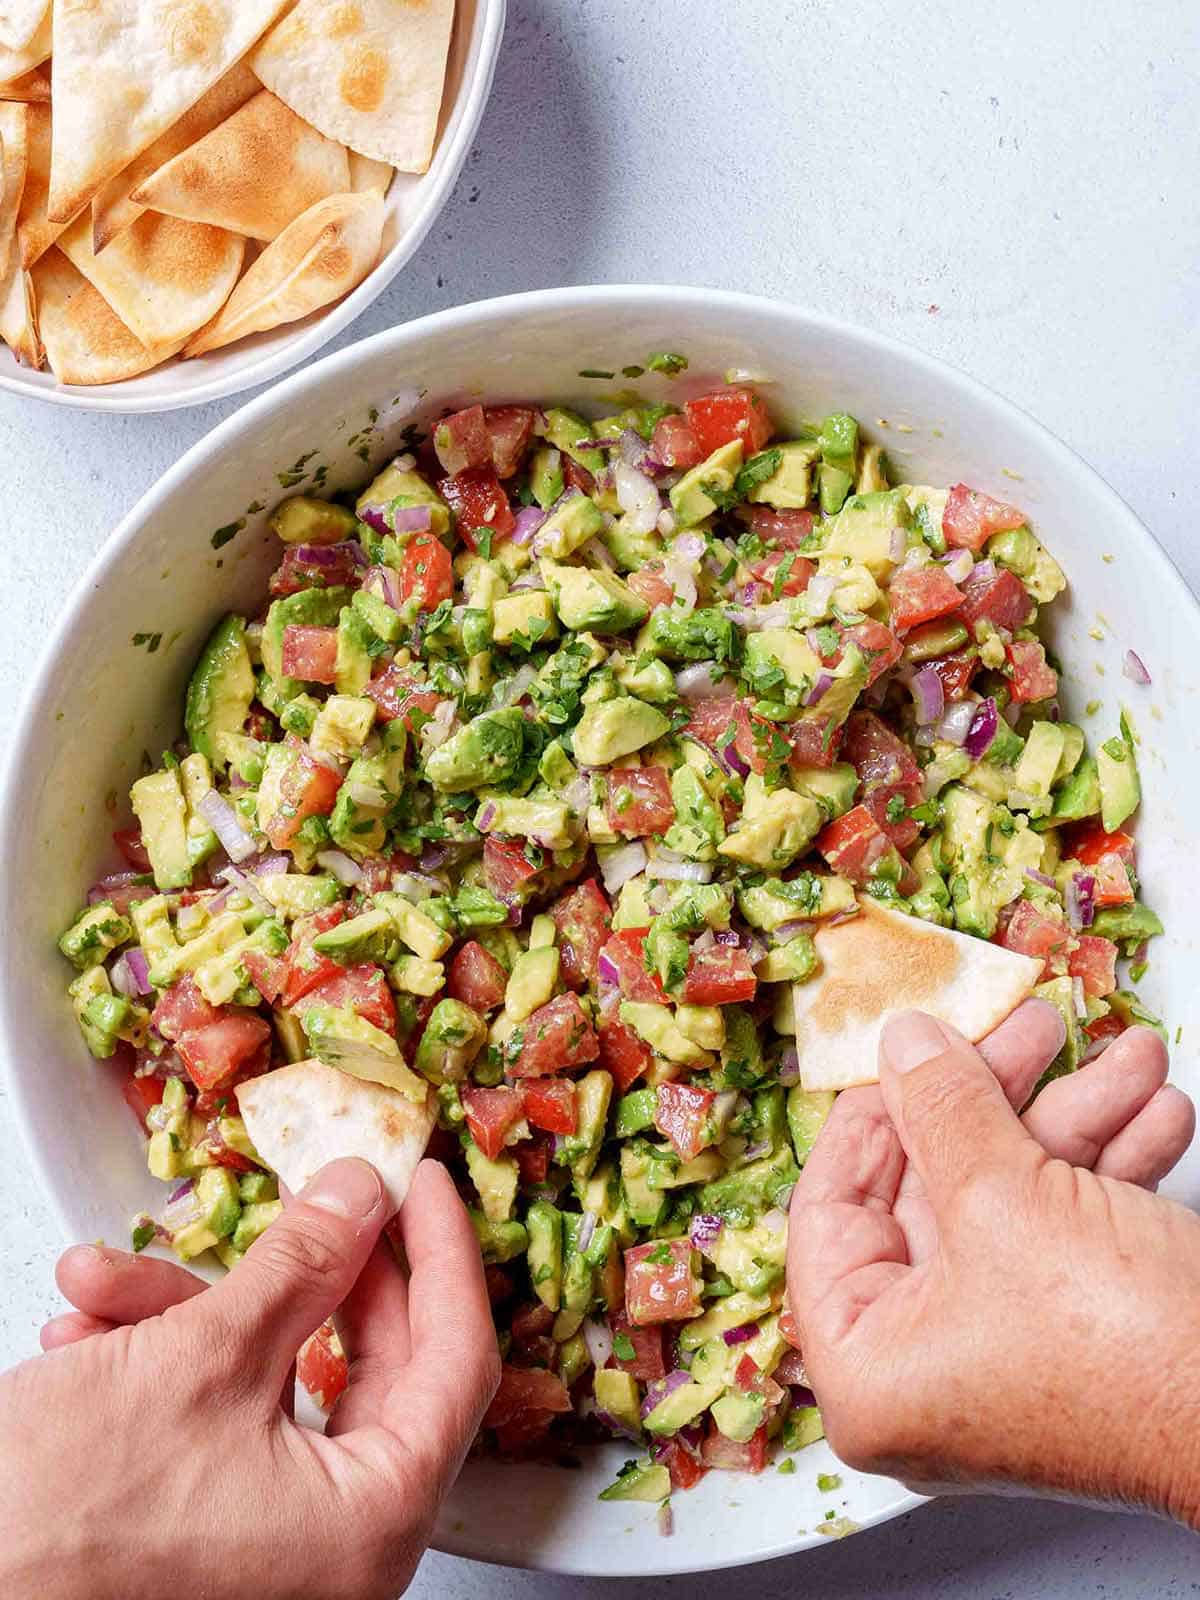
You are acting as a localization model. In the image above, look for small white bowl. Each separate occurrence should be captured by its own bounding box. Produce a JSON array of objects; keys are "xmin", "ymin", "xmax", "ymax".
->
[
  {"xmin": 0, "ymin": 0, "xmax": 505, "ymax": 413},
  {"xmin": 3, "ymin": 287, "xmax": 1198, "ymax": 1574}
]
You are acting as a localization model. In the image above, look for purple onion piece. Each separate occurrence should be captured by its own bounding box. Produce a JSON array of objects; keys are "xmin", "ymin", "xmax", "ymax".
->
[
  {"xmin": 512, "ymin": 505, "xmax": 548, "ymax": 545},
  {"xmin": 963, "ymin": 696, "xmax": 999, "ymax": 759},
  {"xmin": 723, "ymin": 1321, "xmax": 759, "ymax": 1347},
  {"xmin": 910, "ymin": 665, "xmax": 945, "ymax": 726},
  {"xmin": 358, "ymin": 504, "xmax": 390, "ymax": 536},
  {"xmin": 1123, "ymin": 649, "xmax": 1152, "ymax": 686},
  {"xmin": 640, "ymin": 1368, "xmax": 692, "ymax": 1419},
  {"xmin": 688, "ymin": 1213, "xmax": 724, "ymax": 1251},
  {"xmin": 805, "ymin": 671, "xmax": 834, "ymax": 708},
  {"xmin": 390, "ymin": 504, "xmax": 432, "ymax": 533}
]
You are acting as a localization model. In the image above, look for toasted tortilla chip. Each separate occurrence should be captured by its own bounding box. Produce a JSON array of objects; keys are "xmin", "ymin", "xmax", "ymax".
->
[
  {"xmin": 792, "ymin": 898, "xmax": 1044, "ymax": 1092},
  {"xmin": 48, "ymin": 0, "xmax": 294, "ymax": 224},
  {"xmin": 0, "ymin": 249, "xmax": 38, "ymax": 365},
  {"xmin": 15, "ymin": 101, "xmax": 72, "ymax": 269},
  {"xmin": 59, "ymin": 210, "xmax": 244, "ymax": 351},
  {"xmin": 0, "ymin": 2, "xmax": 47, "ymax": 80},
  {"xmin": 251, "ymin": 0, "xmax": 455, "ymax": 175},
  {"xmin": 0, "ymin": 0, "xmax": 47, "ymax": 53},
  {"xmin": 184, "ymin": 188, "xmax": 384, "ymax": 357},
  {"xmin": 0, "ymin": 102, "xmax": 27, "ymax": 282},
  {"xmin": 237, "ymin": 1058, "xmax": 435, "ymax": 1216},
  {"xmin": 0, "ymin": 66, "xmax": 48, "ymax": 101},
  {"xmin": 132, "ymin": 89, "xmax": 351, "ymax": 242},
  {"xmin": 31, "ymin": 249, "xmax": 178, "ymax": 384},
  {"xmin": 91, "ymin": 60, "xmax": 260, "ymax": 254},
  {"xmin": 349, "ymin": 151, "xmax": 393, "ymax": 195}
]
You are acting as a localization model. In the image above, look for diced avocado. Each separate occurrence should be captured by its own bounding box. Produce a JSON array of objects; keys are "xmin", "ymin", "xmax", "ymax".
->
[
  {"xmin": 541, "ymin": 561, "xmax": 649, "ymax": 634},
  {"xmin": 302, "ymin": 1004, "xmax": 428, "ymax": 1101},
  {"xmin": 800, "ymin": 641, "xmax": 869, "ymax": 737},
  {"xmin": 707, "ymin": 1219, "xmax": 787, "ymax": 1298},
  {"xmin": 649, "ymin": 1148, "xmax": 724, "ymax": 1189},
  {"xmin": 258, "ymin": 873, "xmax": 339, "ymax": 919},
  {"xmin": 611, "ymin": 875, "xmax": 654, "ymax": 933},
  {"xmin": 59, "ymin": 902, "xmax": 133, "ymax": 971},
  {"xmin": 492, "ymin": 589, "xmax": 559, "ymax": 647},
  {"xmin": 414, "ymin": 998, "xmax": 487, "ymax": 1083},
  {"xmin": 817, "ymin": 462, "xmax": 854, "ymax": 516},
  {"xmin": 736, "ymin": 872, "xmax": 847, "ymax": 931},
  {"xmin": 1091, "ymin": 902, "xmax": 1164, "ymax": 954},
  {"xmin": 554, "ymin": 1215, "xmax": 597, "ymax": 1339},
  {"xmin": 620, "ymin": 1001, "xmax": 712, "ymax": 1066},
  {"xmin": 262, "ymin": 587, "xmax": 352, "ymax": 699},
  {"xmin": 987, "ymin": 525, "xmax": 1066, "ymax": 604},
  {"xmin": 641, "ymin": 606, "xmax": 736, "ymax": 665},
  {"xmin": 193, "ymin": 918, "xmax": 289, "ymax": 1007},
  {"xmin": 238, "ymin": 1171, "xmax": 278, "ymax": 1204},
  {"xmin": 451, "ymin": 885, "xmax": 510, "ymax": 928},
  {"xmin": 468, "ymin": 1208, "xmax": 528, "ymax": 1264},
  {"xmin": 184, "ymin": 614, "xmax": 255, "ymax": 767},
  {"xmin": 1011, "ymin": 721, "xmax": 1066, "ymax": 816},
  {"xmin": 757, "ymin": 933, "xmax": 817, "ymax": 982},
  {"xmin": 787, "ymin": 1086, "xmax": 835, "ymax": 1164},
  {"xmin": 615, "ymin": 1086, "xmax": 657, "ymax": 1138},
  {"xmin": 662, "ymin": 765, "xmax": 724, "ymax": 861},
  {"xmin": 173, "ymin": 1166, "xmax": 242, "ymax": 1262},
  {"xmin": 941, "ymin": 784, "xmax": 1042, "ymax": 938},
  {"xmin": 902, "ymin": 619, "xmax": 970, "ymax": 664},
  {"xmin": 643, "ymin": 1379, "xmax": 725, "ymax": 1437},
  {"xmin": 1052, "ymin": 754, "xmax": 1102, "ymax": 822},
  {"xmin": 131, "ymin": 894, "xmax": 177, "ymax": 968},
  {"xmin": 559, "ymin": 1069, "xmax": 613, "ymax": 1180},
  {"xmin": 787, "ymin": 766, "xmax": 856, "ymax": 828},
  {"xmin": 909, "ymin": 837, "xmax": 953, "ymax": 927},
  {"xmin": 351, "ymin": 587, "xmax": 404, "ymax": 646},
  {"xmin": 269, "ymin": 495, "xmax": 358, "ymax": 545},
  {"xmin": 676, "ymin": 1004, "xmax": 725, "ymax": 1051},
  {"xmin": 131, "ymin": 767, "xmax": 192, "ymax": 891},
  {"xmin": 824, "ymin": 488, "xmax": 910, "ymax": 577},
  {"xmin": 478, "ymin": 792, "xmax": 576, "ymax": 853},
  {"xmin": 678, "ymin": 1291, "xmax": 774, "ymax": 1351},
  {"xmin": 465, "ymin": 1139, "xmax": 519, "ymax": 1223},
  {"xmin": 819, "ymin": 411, "xmax": 859, "ymax": 476},
  {"xmin": 601, "ymin": 517, "xmax": 664, "ymax": 572},
  {"xmin": 670, "ymin": 439, "xmax": 744, "ymax": 526},
  {"xmin": 689, "ymin": 1336, "xmax": 737, "ymax": 1389},
  {"xmin": 594, "ymin": 1369, "xmax": 643, "ymax": 1436},
  {"xmin": 1032, "ymin": 975, "xmax": 1084, "ymax": 1081},
  {"xmin": 535, "ymin": 492, "xmax": 607, "ymax": 560},
  {"xmin": 231, "ymin": 1198, "xmax": 282, "ymax": 1254},
  {"xmin": 573, "ymin": 696, "xmax": 671, "ymax": 767},
  {"xmin": 215, "ymin": 731, "xmax": 265, "ymax": 785},
  {"xmin": 538, "ymin": 739, "xmax": 578, "ymax": 793},
  {"xmin": 718, "ymin": 1005, "xmax": 766, "ymax": 1088},
  {"xmin": 598, "ymin": 1461, "xmax": 670, "ymax": 1503},
  {"xmin": 376, "ymin": 892, "xmax": 454, "ymax": 962},
  {"xmin": 147, "ymin": 909, "xmax": 243, "ymax": 987},
  {"xmin": 312, "ymin": 907, "xmax": 399, "ymax": 966},
  {"xmin": 1097, "ymin": 733, "xmax": 1140, "ymax": 832},
  {"xmin": 425, "ymin": 706, "xmax": 528, "ymax": 792},
  {"xmin": 620, "ymin": 1141, "xmax": 668, "ymax": 1227},
  {"xmin": 744, "ymin": 627, "xmax": 822, "ymax": 702},
  {"xmin": 504, "ymin": 946, "xmax": 560, "ymax": 1022},
  {"xmin": 177, "ymin": 753, "xmax": 218, "ymax": 867},
  {"xmin": 1054, "ymin": 724, "xmax": 1085, "ymax": 783},
  {"xmin": 68, "ymin": 968, "xmax": 129, "ymax": 1059},
  {"xmin": 615, "ymin": 654, "xmax": 675, "ymax": 704},
  {"xmin": 719, "ymin": 789, "xmax": 822, "ymax": 871},
  {"xmin": 542, "ymin": 407, "xmax": 605, "ymax": 476},
  {"xmin": 856, "ymin": 442, "xmax": 890, "ymax": 493},
  {"xmin": 357, "ymin": 463, "xmax": 451, "ymax": 539},
  {"xmin": 712, "ymin": 1387, "xmax": 766, "ymax": 1443},
  {"xmin": 333, "ymin": 605, "xmax": 374, "ymax": 697},
  {"xmin": 390, "ymin": 954, "xmax": 445, "ymax": 996},
  {"xmin": 526, "ymin": 1200, "xmax": 564, "ymax": 1311},
  {"xmin": 529, "ymin": 445, "xmax": 564, "ymax": 509},
  {"xmin": 745, "ymin": 439, "xmax": 819, "ymax": 508},
  {"xmin": 782, "ymin": 1406, "xmax": 825, "ymax": 1450},
  {"xmin": 324, "ymin": 731, "xmax": 404, "ymax": 860},
  {"xmin": 697, "ymin": 1144, "xmax": 798, "ymax": 1228}
]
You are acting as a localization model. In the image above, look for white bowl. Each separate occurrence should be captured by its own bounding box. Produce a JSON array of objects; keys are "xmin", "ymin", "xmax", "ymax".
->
[
  {"xmin": 4, "ymin": 287, "xmax": 1198, "ymax": 1575},
  {"xmin": 0, "ymin": 0, "xmax": 505, "ymax": 413}
]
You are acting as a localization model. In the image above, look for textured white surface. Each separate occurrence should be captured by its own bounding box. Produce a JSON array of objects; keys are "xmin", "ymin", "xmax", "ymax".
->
[{"xmin": 1, "ymin": 0, "xmax": 1198, "ymax": 1593}]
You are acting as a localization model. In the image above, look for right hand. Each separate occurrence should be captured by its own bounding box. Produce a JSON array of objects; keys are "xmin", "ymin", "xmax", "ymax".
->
[{"xmin": 788, "ymin": 1002, "xmax": 1200, "ymax": 1520}]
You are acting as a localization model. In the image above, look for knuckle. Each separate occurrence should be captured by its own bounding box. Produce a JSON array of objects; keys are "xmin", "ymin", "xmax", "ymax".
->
[{"xmin": 258, "ymin": 1213, "xmax": 346, "ymax": 1285}]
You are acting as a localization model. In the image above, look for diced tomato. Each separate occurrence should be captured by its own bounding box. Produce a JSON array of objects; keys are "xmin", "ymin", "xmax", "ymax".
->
[
  {"xmin": 887, "ymin": 564, "xmax": 963, "ymax": 632},
  {"xmin": 399, "ymin": 532, "xmax": 453, "ymax": 613},
  {"xmin": 549, "ymin": 879, "xmax": 611, "ymax": 991},
  {"xmin": 113, "ymin": 827, "xmax": 152, "ymax": 872},
  {"xmin": 484, "ymin": 1365, "xmax": 572, "ymax": 1428},
  {"xmin": 772, "ymin": 1347, "xmax": 810, "ymax": 1386},
  {"xmin": 650, "ymin": 411, "xmax": 703, "ymax": 470},
  {"xmin": 265, "ymin": 740, "xmax": 342, "ymax": 851},
  {"xmin": 281, "ymin": 624, "xmax": 338, "ymax": 684},
  {"xmin": 597, "ymin": 1010, "xmax": 652, "ymax": 1094},
  {"xmin": 356, "ymin": 856, "xmax": 396, "ymax": 897},
  {"xmin": 241, "ymin": 948, "xmax": 287, "ymax": 1005},
  {"xmin": 685, "ymin": 386, "xmax": 772, "ymax": 458},
  {"xmin": 120, "ymin": 1068, "xmax": 165, "ymax": 1128},
  {"xmin": 1069, "ymin": 935, "xmax": 1119, "ymax": 998},
  {"xmin": 522, "ymin": 1078, "xmax": 577, "ymax": 1135},
  {"xmin": 1090, "ymin": 853, "xmax": 1135, "ymax": 907},
  {"xmin": 290, "ymin": 964, "xmax": 397, "ymax": 1034},
  {"xmin": 812, "ymin": 618, "xmax": 902, "ymax": 687},
  {"xmin": 943, "ymin": 483, "xmax": 1026, "ymax": 552},
  {"xmin": 658, "ymin": 1437, "xmax": 708, "ymax": 1491},
  {"xmin": 297, "ymin": 1322, "xmax": 348, "ymax": 1410},
  {"xmin": 511, "ymin": 1300, "xmax": 556, "ymax": 1351},
  {"xmin": 861, "ymin": 787, "xmax": 919, "ymax": 850},
  {"xmin": 843, "ymin": 710, "xmax": 921, "ymax": 797},
  {"xmin": 90, "ymin": 876, "xmax": 155, "ymax": 915},
  {"xmin": 998, "ymin": 898, "xmax": 1071, "ymax": 975},
  {"xmin": 655, "ymin": 1080, "xmax": 716, "ymax": 1161},
  {"xmin": 363, "ymin": 664, "xmax": 440, "ymax": 729},
  {"xmin": 485, "ymin": 1265, "xmax": 514, "ymax": 1305},
  {"xmin": 817, "ymin": 804, "xmax": 899, "ymax": 885},
  {"xmin": 269, "ymin": 543, "xmax": 362, "ymax": 598},
  {"xmin": 483, "ymin": 405, "xmax": 537, "ymax": 478},
  {"xmin": 626, "ymin": 566, "xmax": 676, "ymax": 609},
  {"xmin": 786, "ymin": 716, "xmax": 844, "ymax": 769},
  {"xmin": 957, "ymin": 566, "xmax": 1032, "ymax": 632},
  {"xmin": 598, "ymin": 929, "xmax": 668, "ymax": 1003},
  {"xmin": 927, "ymin": 648, "xmax": 980, "ymax": 702},
  {"xmin": 493, "ymin": 1410, "xmax": 558, "ymax": 1457},
  {"xmin": 511, "ymin": 993, "xmax": 600, "ymax": 1078},
  {"xmin": 1085, "ymin": 1012, "xmax": 1127, "ymax": 1047},
  {"xmin": 152, "ymin": 974, "xmax": 224, "ymax": 1042},
  {"xmin": 747, "ymin": 552, "xmax": 814, "ymax": 599},
  {"xmin": 432, "ymin": 404, "xmax": 493, "ymax": 475},
  {"xmin": 447, "ymin": 939, "xmax": 508, "ymax": 1011},
  {"xmin": 439, "ymin": 468, "xmax": 516, "ymax": 546},
  {"xmin": 463, "ymin": 1085, "xmax": 525, "ymax": 1160},
  {"xmin": 1066, "ymin": 821, "xmax": 1136, "ymax": 868},
  {"xmin": 280, "ymin": 904, "xmax": 348, "ymax": 1006},
  {"xmin": 779, "ymin": 1306, "xmax": 804, "ymax": 1352},
  {"xmin": 607, "ymin": 1310, "xmax": 667, "ymax": 1381},
  {"xmin": 514, "ymin": 1136, "xmax": 552, "ymax": 1187},
  {"xmin": 682, "ymin": 945, "xmax": 757, "ymax": 1006},
  {"xmin": 605, "ymin": 767, "xmax": 675, "ymax": 838},
  {"xmin": 177, "ymin": 1013, "xmax": 272, "ymax": 1094},
  {"xmin": 1006, "ymin": 639, "xmax": 1058, "ymax": 704},
  {"xmin": 733, "ymin": 1354, "xmax": 786, "ymax": 1409},
  {"xmin": 624, "ymin": 1237, "xmax": 702, "ymax": 1326},
  {"xmin": 483, "ymin": 836, "xmax": 540, "ymax": 907},
  {"xmin": 701, "ymin": 1421, "xmax": 769, "ymax": 1473},
  {"xmin": 743, "ymin": 505, "xmax": 814, "ymax": 549},
  {"xmin": 562, "ymin": 457, "xmax": 596, "ymax": 496}
]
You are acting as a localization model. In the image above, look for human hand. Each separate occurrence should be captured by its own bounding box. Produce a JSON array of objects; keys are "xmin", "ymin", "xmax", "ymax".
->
[
  {"xmin": 3, "ymin": 1158, "xmax": 499, "ymax": 1600},
  {"xmin": 787, "ymin": 1002, "xmax": 1200, "ymax": 1520}
]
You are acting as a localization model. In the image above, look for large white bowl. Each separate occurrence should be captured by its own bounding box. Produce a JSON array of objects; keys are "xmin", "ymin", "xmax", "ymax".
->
[
  {"xmin": 4, "ymin": 287, "xmax": 1198, "ymax": 1576},
  {"xmin": 0, "ymin": 0, "xmax": 505, "ymax": 413}
]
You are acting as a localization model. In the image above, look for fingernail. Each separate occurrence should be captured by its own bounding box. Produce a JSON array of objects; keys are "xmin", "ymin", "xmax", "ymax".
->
[
  {"xmin": 305, "ymin": 1158, "xmax": 384, "ymax": 1220},
  {"xmin": 881, "ymin": 1010, "xmax": 949, "ymax": 1075}
]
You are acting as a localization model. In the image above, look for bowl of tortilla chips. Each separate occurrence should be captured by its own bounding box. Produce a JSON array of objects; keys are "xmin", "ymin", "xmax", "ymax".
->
[
  {"xmin": 5, "ymin": 286, "xmax": 1199, "ymax": 1573},
  {"xmin": 0, "ymin": 0, "xmax": 504, "ymax": 410}
]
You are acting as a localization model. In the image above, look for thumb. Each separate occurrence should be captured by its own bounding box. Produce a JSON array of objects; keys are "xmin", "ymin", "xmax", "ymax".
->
[
  {"xmin": 197, "ymin": 1157, "xmax": 389, "ymax": 1398},
  {"xmin": 878, "ymin": 1010, "xmax": 1036, "ymax": 1210}
]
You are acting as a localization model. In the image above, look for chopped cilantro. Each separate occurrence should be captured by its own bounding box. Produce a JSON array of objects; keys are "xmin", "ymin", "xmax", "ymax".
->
[
  {"xmin": 612, "ymin": 1333, "xmax": 636, "ymax": 1362},
  {"xmin": 132, "ymin": 632, "xmax": 162, "ymax": 653},
  {"xmin": 210, "ymin": 518, "xmax": 246, "ymax": 550},
  {"xmin": 647, "ymin": 352, "xmax": 688, "ymax": 376},
  {"xmin": 579, "ymin": 368, "xmax": 615, "ymax": 380},
  {"xmin": 735, "ymin": 448, "xmax": 782, "ymax": 499}
]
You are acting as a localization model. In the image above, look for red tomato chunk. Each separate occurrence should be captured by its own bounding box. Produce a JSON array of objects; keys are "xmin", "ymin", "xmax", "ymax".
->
[
  {"xmin": 511, "ymin": 993, "xmax": 599, "ymax": 1078},
  {"xmin": 604, "ymin": 767, "xmax": 675, "ymax": 837},
  {"xmin": 624, "ymin": 1237, "xmax": 702, "ymax": 1326}
]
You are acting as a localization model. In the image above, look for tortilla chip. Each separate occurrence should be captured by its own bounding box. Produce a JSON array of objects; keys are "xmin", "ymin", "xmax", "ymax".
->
[
  {"xmin": 237, "ymin": 1058, "xmax": 435, "ymax": 1216},
  {"xmin": 0, "ymin": 249, "xmax": 38, "ymax": 365},
  {"xmin": 0, "ymin": 2, "xmax": 47, "ymax": 81},
  {"xmin": 792, "ymin": 898, "xmax": 1044, "ymax": 1092},
  {"xmin": 47, "ymin": 0, "xmax": 294, "ymax": 224},
  {"xmin": 31, "ymin": 249, "xmax": 178, "ymax": 384},
  {"xmin": 349, "ymin": 150, "xmax": 393, "ymax": 195},
  {"xmin": 0, "ymin": 0, "xmax": 47, "ymax": 54},
  {"xmin": 132, "ymin": 89, "xmax": 351, "ymax": 242},
  {"xmin": 59, "ymin": 210, "xmax": 244, "ymax": 351},
  {"xmin": 0, "ymin": 66, "xmax": 48, "ymax": 101},
  {"xmin": 0, "ymin": 102, "xmax": 27, "ymax": 282},
  {"xmin": 91, "ymin": 60, "xmax": 261, "ymax": 254},
  {"xmin": 14, "ymin": 100, "xmax": 72, "ymax": 269},
  {"xmin": 184, "ymin": 188, "xmax": 384, "ymax": 357},
  {"xmin": 251, "ymin": 0, "xmax": 455, "ymax": 175}
]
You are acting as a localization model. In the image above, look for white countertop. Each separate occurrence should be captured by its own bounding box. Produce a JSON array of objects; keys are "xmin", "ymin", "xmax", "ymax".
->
[{"xmin": 2, "ymin": 0, "xmax": 1198, "ymax": 1591}]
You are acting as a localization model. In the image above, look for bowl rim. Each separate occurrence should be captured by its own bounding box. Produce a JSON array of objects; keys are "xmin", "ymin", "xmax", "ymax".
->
[
  {"xmin": 4, "ymin": 283, "xmax": 1197, "ymax": 1573},
  {"xmin": 0, "ymin": 0, "xmax": 507, "ymax": 416}
]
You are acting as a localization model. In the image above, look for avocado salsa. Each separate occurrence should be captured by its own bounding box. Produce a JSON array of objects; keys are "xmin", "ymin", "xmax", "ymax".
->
[{"xmin": 59, "ymin": 384, "xmax": 1164, "ymax": 1501}]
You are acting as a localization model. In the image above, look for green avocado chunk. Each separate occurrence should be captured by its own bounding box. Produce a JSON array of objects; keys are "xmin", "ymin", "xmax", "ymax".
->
[{"xmin": 185, "ymin": 614, "xmax": 255, "ymax": 766}]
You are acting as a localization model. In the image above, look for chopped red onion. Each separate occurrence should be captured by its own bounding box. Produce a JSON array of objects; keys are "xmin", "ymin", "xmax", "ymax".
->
[
  {"xmin": 581, "ymin": 535, "xmax": 617, "ymax": 571},
  {"xmin": 723, "ymin": 1321, "xmax": 759, "ymax": 1347},
  {"xmin": 674, "ymin": 661, "xmax": 723, "ymax": 702},
  {"xmin": 972, "ymin": 559, "xmax": 997, "ymax": 584},
  {"xmin": 662, "ymin": 559, "xmax": 698, "ymax": 612},
  {"xmin": 357, "ymin": 504, "xmax": 390, "ymax": 536},
  {"xmin": 743, "ymin": 1138, "xmax": 772, "ymax": 1162},
  {"xmin": 776, "ymin": 1181, "xmax": 796, "ymax": 1210},
  {"xmin": 936, "ymin": 701, "xmax": 980, "ymax": 747},
  {"xmin": 109, "ymin": 950, "xmax": 140, "ymax": 998},
  {"xmin": 888, "ymin": 527, "xmax": 908, "ymax": 563},
  {"xmin": 657, "ymin": 509, "xmax": 677, "ymax": 537},
  {"xmin": 597, "ymin": 951, "xmax": 620, "ymax": 987},
  {"xmin": 215, "ymin": 864, "xmax": 272, "ymax": 916},
  {"xmin": 641, "ymin": 1368, "xmax": 692, "ymax": 1418},
  {"xmin": 689, "ymin": 1213, "xmax": 724, "ymax": 1252},
  {"xmin": 1123, "ymin": 649, "xmax": 1152, "ymax": 686},
  {"xmin": 475, "ymin": 802, "xmax": 498, "ymax": 832},
  {"xmin": 910, "ymin": 666, "xmax": 945, "ymax": 726},
  {"xmin": 804, "ymin": 671, "xmax": 834, "ymax": 708},
  {"xmin": 1072, "ymin": 976, "xmax": 1088, "ymax": 1019},
  {"xmin": 724, "ymin": 601, "xmax": 793, "ymax": 631},
  {"xmin": 197, "ymin": 788, "xmax": 257, "ymax": 863},
  {"xmin": 804, "ymin": 574, "xmax": 837, "ymax": 616},
  {"xmin": 671, "ymin": 531, "xmax": 705, "ymax": 565},
  {"xmin": 512, "ymin": 504, "xmax": 548, "ymax": 545},
  {"xmin": 647, "ymin": 857, "xmax": 714, "ymax": 883},
  {"xmin": 251, "ymin": 852, "xmax": 290, "ymax": 877},
  {"xmin": 576, "ymin": 1210, "xmax": 598, "ymax": 1254},
  {"xmin": 316, "ymin": 849, "xmax": 363, "ymax": 886},
  {"xmin": 940, "ymin": 547, "xmax": 974, "ymax": 583},
  {"xmin": 761, "ymin": 1207, "xmax": 788, "ymax": 1233},
  {"xmin": 615, "ymin": 460, "xmax": 662, "ymax": 535},
  {"xmin": 362, "ymin": 564, "xmax": 403, "ymax": 610},
  {"xmin": 657, "ymin": 1503, "xmax": 674, "ymax": 1538},
  {"xmin": 593, "ymin": 1409, "xmax": 644, "ymax": 1445},
  {"xmin": 1024, "ymin": 867, "xmax": 1056, "ymax": 888},
  {"xmin": 1003, "ymin": 700, "xmax": 1022, "ymax": 727},
  {"xmin": 618, "ymin": 429, "xmax": 652, "ymax": 470},
  {"xmin": 390, "ymin": 504, "xmax": 432, "ymax": 534},
  {"xmin": 125, "ymin": 946, "xmax": 152, "ymax": 995},
  {"xmin": 777, "ymin": 1045, "xmax": 801, "ymax": 1084},
  {"xmin": 421, "ymin": 700, "xmax": 457, "ymax": 749},
  {"xmin": 347, "ymin": 778, "xmax": 389, "ymax": 809},
  {"xmin": 964, "ymin": 696, "xmax": 999, "ymax": 759},
  {"xmin": 582, "ymin": 1317, "xmax": 614, "ymax": 1370},
  {"xmin": 600, "ymin": 841, "xmax": 648, "ymax": 896},
  {"xmin": 1065, "ymin": 872, "xmax": 1096, "ymax": 931}
]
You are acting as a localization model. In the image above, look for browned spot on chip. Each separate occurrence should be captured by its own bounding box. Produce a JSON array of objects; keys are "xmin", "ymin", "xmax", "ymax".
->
[
  {"xmin": 326, "ymin": 2, "xmax": 364, "ymax": 35},
  {"xmin": 168, "ymin": 2, "xmax": 221, "ymax": 65},
  {"xmin": 339, "ymin": 44, "xmax": 388, "ymax": 112},
  {"xmin": 810, "ymin": 903, "xmax": 960, "ymax": 1036}
]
